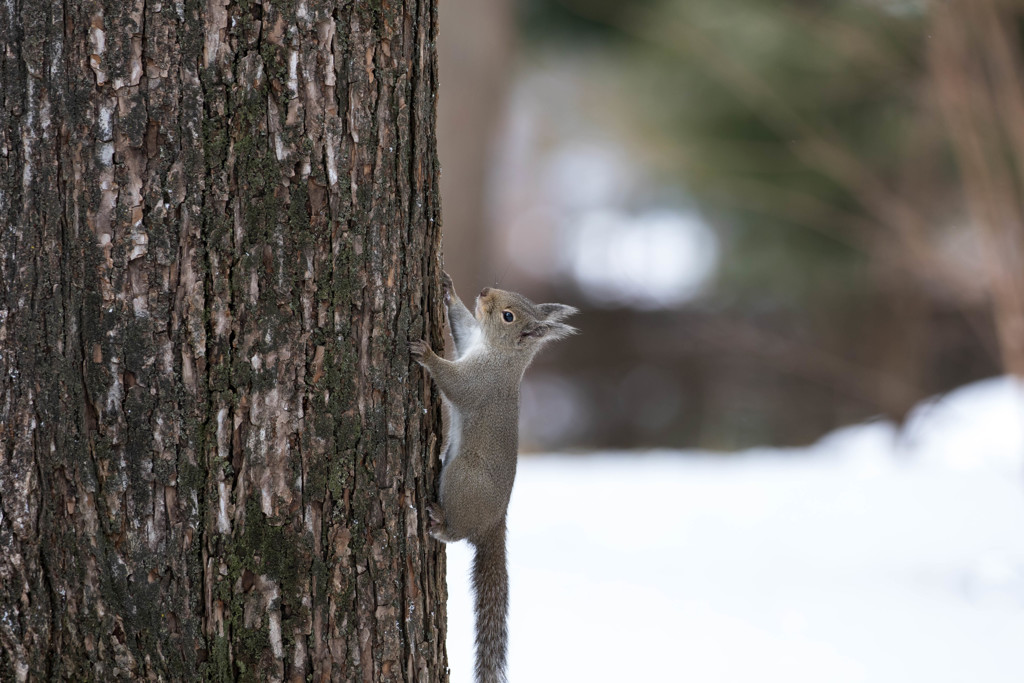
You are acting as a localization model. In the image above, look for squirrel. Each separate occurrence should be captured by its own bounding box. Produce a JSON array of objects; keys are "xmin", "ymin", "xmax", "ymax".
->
[{"xmin": 410, "ymin": 272, "xmax": 577, "ymax": 683}]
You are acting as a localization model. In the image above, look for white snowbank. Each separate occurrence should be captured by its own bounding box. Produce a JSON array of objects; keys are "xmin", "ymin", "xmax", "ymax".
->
[
  {"xmin": 445, "ymin": 376, "xmax": 1024, "ymax": 682},
  {"xmin": 901, "ymin": 375, "xmax": 1024, "ymax": 472}
]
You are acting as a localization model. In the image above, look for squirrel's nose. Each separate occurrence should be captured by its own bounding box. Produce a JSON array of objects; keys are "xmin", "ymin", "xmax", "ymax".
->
[{"xmin": 479, "ymin": 287, "xmax": 491, "ymax": 297}]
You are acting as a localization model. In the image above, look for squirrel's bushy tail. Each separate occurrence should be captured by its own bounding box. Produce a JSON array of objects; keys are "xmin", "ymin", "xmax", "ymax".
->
[{"xmin": 471, "ymin": 521, "xmax": 509, "ymax": 683}]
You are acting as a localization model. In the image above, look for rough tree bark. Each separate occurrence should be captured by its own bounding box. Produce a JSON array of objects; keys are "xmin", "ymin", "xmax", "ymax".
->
[{"xmin": 0, "ymin": 0, "xmax": 448, "ymax": 680}]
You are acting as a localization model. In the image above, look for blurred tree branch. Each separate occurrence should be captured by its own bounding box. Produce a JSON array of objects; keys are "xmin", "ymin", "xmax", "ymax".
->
[
  {"xmin": 557, "ymin": 0, "xmax": 1024, "ymax": 379},
  {"xmin": 930, "ymin": 0, "xmax": 1024, "ymax": 376},
  {"xmin": 599, "ymin": 0, "xmax": 982, "ymax": 299}
]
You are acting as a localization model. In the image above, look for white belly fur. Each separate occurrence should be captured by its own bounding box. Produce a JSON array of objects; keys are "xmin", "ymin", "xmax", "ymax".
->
[
  {"xmin": 456, "ymin": 328, "xmax": 483, "ymax": 361},
  {"xmin": 443, "ymin": 400, "xmax": 462, "ymax": 464}
]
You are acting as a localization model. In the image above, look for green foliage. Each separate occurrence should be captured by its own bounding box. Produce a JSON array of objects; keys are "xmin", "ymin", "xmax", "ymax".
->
[
  {"xmin": 521, "ymin": 0, "xmax": 660, "ymax": 44},
  {"xmin": 521, "ymin": 0, "xmax": 949, "ymax": 313}
]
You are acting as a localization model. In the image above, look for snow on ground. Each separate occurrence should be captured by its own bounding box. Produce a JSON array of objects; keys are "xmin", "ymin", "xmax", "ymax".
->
[{"xmin": 444, "ymin": 376, "xmax": 1024, "ymax": 682}]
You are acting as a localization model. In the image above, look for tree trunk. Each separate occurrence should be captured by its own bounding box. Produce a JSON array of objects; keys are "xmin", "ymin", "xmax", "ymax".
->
[{"xmin": 0, "ymin": 0, "xmax": 448, "ymax": 680}]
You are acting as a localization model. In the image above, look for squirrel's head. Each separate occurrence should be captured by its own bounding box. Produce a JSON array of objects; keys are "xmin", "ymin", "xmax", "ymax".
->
[{"xmin": 474, "ymin": 287, "xmax": 578, "ymax": 354}]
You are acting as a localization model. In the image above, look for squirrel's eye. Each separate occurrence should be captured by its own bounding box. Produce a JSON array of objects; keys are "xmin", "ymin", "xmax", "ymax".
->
[{"xmin": 502, "ymin": 310, "xmax": 515, "ymax": 323}]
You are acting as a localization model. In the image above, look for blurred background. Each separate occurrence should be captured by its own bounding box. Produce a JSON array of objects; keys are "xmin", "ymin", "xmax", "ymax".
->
[
  {"xmin": 437, "ymin": 0, "xmax": 1024, "ymax": 451},
  {"xmin": 435, "ymin": 1, "xmax": 1024, "ymax": 681}
]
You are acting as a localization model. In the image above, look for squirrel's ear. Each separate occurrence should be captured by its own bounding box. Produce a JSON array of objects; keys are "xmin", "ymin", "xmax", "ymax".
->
[
  {"xmin": 537, "ymin": 303, "xmax": 578, "ymax": 322},
  {"xmin": 520, "ymin": 321, "xmax": 578, "ymax": 342}
]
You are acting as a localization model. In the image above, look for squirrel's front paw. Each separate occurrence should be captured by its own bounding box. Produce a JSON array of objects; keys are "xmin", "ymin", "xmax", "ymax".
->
[{"xmin": 409, "ymin": 339, "xmax": 432, "ymax": 362}]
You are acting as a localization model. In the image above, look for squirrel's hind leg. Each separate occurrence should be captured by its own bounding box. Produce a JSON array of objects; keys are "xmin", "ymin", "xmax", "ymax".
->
[{"xmin": 427, "ymin": 502, "xmax": 464, "ymax": 543}]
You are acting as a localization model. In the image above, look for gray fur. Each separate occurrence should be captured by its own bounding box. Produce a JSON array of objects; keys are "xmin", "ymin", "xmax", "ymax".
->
[{"xmin": 410, "ymin": 273, "xmax": 578, "ymax": 683}]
